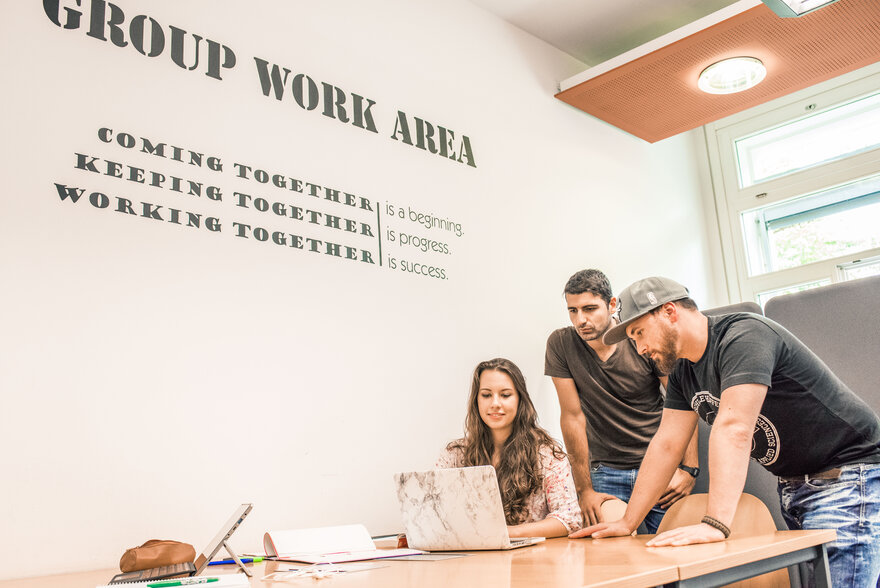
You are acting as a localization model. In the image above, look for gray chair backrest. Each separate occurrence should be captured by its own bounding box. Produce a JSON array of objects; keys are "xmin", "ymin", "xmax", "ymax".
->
[
  {"xmin": 704, "ymin": 300, "xmax": 762, "ymax": 316},
  {"xmin": 764, "ymin": 275, "xmax": 880, "ymax": 409}
]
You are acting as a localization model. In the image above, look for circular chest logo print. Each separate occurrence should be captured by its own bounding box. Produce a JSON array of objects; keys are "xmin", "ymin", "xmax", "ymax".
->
[{"xmin": 690, "ymin": 391, "xmax": 780, "ymax": 466}]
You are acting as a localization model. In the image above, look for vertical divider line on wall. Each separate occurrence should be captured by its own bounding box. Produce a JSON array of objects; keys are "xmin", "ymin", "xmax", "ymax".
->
[{"xmin": 376, "ymin": 203, "xmax": 383, "ymax": 267}]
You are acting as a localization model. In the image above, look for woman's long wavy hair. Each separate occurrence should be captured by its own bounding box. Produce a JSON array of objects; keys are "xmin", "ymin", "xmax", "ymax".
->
[{"xmin": 448, "ymin": 358, "xmax": 566, "ymax": 525}]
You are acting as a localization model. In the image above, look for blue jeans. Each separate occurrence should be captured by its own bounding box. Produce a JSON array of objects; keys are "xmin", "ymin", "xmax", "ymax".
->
[
  {"xmin": 778, "ymin": 463, "xmax": 880, "ymax": 587},
  {"xmin": 590, "ymin": 463, "xmax": 666, "ymax": 534}
]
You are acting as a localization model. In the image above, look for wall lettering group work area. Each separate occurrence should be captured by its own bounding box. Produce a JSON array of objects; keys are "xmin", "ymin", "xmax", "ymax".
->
[{"xmin": 45, "ymin": 0, "xmax": 475, "ymax": 281}]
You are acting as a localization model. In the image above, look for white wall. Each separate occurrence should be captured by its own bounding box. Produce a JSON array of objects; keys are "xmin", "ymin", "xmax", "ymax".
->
[{"xmin": 0, "ymin": 0, "xmax": 721, "ymax": 579}]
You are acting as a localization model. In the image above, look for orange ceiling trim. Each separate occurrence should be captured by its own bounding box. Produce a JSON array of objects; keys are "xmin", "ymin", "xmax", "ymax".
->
[{"xmin": 556, "ymin": 0, "xmax": 880, "ymax": 143}]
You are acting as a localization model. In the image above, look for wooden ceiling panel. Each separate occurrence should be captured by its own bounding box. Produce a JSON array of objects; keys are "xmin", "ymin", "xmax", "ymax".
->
[{"xmin": 556, "ymin": 0, "xmax": 880, "ymax": 142}]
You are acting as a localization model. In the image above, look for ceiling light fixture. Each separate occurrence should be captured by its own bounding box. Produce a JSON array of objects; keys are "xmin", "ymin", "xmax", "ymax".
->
[
  {"xmin": 760, "ymin": 0, "xmax": 842, "ymax": 17},
  {"xmin": 698, "ymin": 57, "xmax": 767, "ymax": 94}
]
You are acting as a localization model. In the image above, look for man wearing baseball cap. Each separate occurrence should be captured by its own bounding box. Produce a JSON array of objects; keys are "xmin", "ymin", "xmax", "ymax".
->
[{"xmin": 570, "ymin": 276, "xmax": 880, "ymax": 587}]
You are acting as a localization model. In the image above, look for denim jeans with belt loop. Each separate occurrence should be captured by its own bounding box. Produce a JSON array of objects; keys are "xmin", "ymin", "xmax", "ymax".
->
[{"xmin": 778, "ymin": 463, "xmax": 880, "ymax": 587}]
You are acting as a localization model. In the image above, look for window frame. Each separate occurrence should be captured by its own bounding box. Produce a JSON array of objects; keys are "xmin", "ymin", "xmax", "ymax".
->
[{"xmin": 704, "ymin": 61, "xmax": 880, "ymax": 305}]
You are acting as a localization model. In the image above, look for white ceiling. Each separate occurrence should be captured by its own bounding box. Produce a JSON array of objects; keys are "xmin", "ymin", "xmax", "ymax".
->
[{"xmin": 469, "ymin": 0, "xmax": 741, "ymax": 66}]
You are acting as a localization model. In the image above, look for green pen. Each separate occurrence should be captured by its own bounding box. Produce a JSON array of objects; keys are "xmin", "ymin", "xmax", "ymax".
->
[{"xmin": 146, "ymin": 578, "xmax": 219, "ymax": 588}]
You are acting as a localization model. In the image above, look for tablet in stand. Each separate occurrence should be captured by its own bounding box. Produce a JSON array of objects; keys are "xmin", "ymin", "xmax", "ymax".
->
[{"xmin": 193, "ymin": 503, "xmax": 254, "ymax": 577}]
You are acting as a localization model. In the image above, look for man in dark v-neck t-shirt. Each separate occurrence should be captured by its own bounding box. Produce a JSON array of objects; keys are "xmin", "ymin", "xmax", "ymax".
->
[{"xmin": 545, "ymin": 270, "xmax": 699, "ymax": 532}]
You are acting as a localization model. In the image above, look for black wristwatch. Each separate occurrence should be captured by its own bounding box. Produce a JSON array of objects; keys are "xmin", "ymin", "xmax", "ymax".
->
[{"xmin": 678, "ymin": 464, "xmax": 700, "ymax": 478}]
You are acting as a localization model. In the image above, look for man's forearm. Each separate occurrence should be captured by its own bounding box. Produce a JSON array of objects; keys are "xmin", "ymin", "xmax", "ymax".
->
[
  {"xmin": 560, "ymin": 415, "xmax": 593, "ymax": 494},
  {"xmin": 706, "ymin": 421, "xmax": 752, "ymax": 525},
  {"xmin": 621, "ymin": 436, "xmax": 681, "ymax": 529},
  {"xmin": 682, "ymin": 425, "xmax": 699, "ymax": 468},
  {"xmin": 704, "ymin": 383, "xmax": 768, "ymax": 527}
]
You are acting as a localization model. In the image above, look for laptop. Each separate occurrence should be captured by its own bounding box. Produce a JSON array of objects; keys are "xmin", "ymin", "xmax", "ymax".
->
[
  {"xmin": 108, "ymin": 503, "xmax": 253, "ymax": 584},
  {"xmin": 393, "ymin": 466, "xmax": 545, "ymax": 551}
]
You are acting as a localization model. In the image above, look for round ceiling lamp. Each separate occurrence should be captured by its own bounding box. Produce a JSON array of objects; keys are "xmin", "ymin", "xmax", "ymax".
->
[{"xmin": 698, "ymin": 57, "xmax": 767, "ymax": 94}]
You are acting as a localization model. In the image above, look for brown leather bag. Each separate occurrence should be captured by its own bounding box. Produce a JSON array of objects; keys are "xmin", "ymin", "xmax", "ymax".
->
[{"xmin": 119, "ymin": 539, "xmax": 196, "ymax": 572}]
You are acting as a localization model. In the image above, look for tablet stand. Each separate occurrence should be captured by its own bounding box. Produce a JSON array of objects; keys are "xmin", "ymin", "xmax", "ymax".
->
[{"xmin": 220, "ymin": 540, "xmax": 252, "ymax": 577}]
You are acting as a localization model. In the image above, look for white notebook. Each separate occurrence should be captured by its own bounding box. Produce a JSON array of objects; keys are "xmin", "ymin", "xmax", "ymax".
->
[{"xmin": 264, "ymin": 524, "xmax": 422, "ymax": 563}]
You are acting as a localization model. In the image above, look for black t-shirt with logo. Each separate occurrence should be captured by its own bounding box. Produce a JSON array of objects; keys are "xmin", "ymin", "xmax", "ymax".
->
[{"xmin": 666, "ymin": 313, "xmax": 880, "ymax": 477}]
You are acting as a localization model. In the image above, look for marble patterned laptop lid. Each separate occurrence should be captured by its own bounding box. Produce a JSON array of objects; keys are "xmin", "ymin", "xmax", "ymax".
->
[{"xmin": 393, "ymin": 466, "xmax": 516, "ymax": 550}]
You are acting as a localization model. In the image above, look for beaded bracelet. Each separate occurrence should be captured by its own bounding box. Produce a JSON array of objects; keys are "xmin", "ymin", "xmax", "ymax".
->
[{"xmin": 701, "ymin": 515, "xmax": 731, "ymax": 538}]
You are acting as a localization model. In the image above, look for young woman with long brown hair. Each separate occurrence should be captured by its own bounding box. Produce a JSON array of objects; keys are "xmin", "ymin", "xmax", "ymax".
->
[{"xmin": 436, "ymin": 358, "xmax": 582, "ymax": 537}]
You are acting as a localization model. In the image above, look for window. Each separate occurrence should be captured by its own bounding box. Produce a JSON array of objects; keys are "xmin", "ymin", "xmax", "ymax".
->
[
  {"xmin": 740, "ymin": 174, "xmax": 880, "ymax": 276},
  {"xmin": 706, "ymin": 62, "xmax": 880, "ymax": 305},
  {"xmin": 735, "ymin": 91, "xmax": 880, "ymax": 188},
  {"xmin": 837, "ymin": 255, "xmax": 880, "ymax": 281}
]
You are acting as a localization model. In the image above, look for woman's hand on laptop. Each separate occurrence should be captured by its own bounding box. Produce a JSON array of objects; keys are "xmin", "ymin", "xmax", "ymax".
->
[{"xmin": 569, "ymin": 520, "xmax": 634, "ymax": 539}]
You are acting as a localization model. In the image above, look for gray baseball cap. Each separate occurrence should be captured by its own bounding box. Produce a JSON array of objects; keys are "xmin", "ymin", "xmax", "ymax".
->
[{"xmin": 603, "ymin": 277, "xmax": 690, "ymax": 345}]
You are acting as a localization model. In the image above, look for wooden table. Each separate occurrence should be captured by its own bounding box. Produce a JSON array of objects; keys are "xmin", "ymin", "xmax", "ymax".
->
[{"xmin": 0, "ymin": 529, "xmax": 835, "ymax": 588}]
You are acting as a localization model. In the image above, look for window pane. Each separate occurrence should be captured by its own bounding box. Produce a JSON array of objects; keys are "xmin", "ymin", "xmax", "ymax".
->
[
  {"xmin": 741, "ymin": 175, "xmax": 880, "ymax": 275},
  {"xmin": 756, "ymin": 279, "xmax": 830, "ymax": 309},
  {"xmin": 838, "ymin": 256, "xmax": 880, "ymax": 281},
  {"xmin": 735, "ymin": 91, "xmax": 880, "ymax": 188}
]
